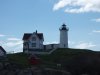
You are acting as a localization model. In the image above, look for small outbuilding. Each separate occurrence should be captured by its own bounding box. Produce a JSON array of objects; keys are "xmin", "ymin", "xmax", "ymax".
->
[{"xmin": 0, "ymin": 46, "xmax": 6, "ymax": 57}]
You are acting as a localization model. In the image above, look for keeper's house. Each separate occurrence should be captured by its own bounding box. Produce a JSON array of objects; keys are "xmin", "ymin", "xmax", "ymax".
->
[{"xmin": 23, "ymin": 31, "xmax": 44, "ymax": 53}]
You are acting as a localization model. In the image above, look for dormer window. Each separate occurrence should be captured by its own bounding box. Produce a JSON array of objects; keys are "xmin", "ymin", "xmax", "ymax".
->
[{"xmin": 32, "ymin": 37, "xmax": 36, "ymax": 41}]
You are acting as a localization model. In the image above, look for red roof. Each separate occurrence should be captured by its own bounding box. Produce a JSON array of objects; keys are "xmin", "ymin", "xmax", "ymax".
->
[{"xmin": 23, "ymin": 33, "xmax": 44, "ymax": 40}]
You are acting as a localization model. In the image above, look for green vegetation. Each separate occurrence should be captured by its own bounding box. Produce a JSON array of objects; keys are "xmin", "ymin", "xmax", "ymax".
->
[
  {"xmin": 38, "ymin": 48, "xmax": 97, "ymax": 68},
  {"xmin": 6, "ymin": 48, "xmax": 100, "ymax": 74},
  {"xmin": 7, "ymin": 48, "xmax": 98, "ymax": 68},
  {"xmin": 39, "ymin": 48, "xmax": 94, "ymax": 62},
  {"xmin": 7, "ymin": 52, "xmax": 30, "ymax": 68}
]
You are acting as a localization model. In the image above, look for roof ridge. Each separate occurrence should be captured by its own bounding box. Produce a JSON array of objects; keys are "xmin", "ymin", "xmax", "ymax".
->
[{"xmin": 23, "ymin": 32, "xmax": 43, "ymax": 40}]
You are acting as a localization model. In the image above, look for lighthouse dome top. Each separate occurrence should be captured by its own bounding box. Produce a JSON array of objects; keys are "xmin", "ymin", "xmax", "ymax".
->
[{"xmin": 60, "ymin": 23, "xmax": 69, "ymax": 31}]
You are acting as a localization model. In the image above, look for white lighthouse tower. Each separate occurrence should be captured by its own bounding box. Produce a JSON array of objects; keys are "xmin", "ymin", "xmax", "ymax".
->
[{"xmin": 59, "ymin": 24, "xmax": 69, "ymax": 48}]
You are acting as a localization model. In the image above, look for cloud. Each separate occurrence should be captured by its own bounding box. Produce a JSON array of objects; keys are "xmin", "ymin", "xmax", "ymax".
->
[
  {"xmin": 0, "ymin": 35, "xmax": 23, "ymax": 53},
  {"xmin": 4, "ymin": 41, "xmax": 23, "ymax": 47},
  {"xmin": 75, "ymin": 42, "xmax": 96, "ymax": 49},
  {"xmin": 0, "ymin": 41, "xmax": 4, "ymax": 45},
  {"xmin": 93, "ymin": 30, "xmax": 100, "ymax": 33},
  {"xmin": 2, "ymin": 39, "xmax": 23, "ymax": 53},
  {"xmin": 14, "ymin": 44, "xmax": 23, "ymax": 53},
  {"xmin": 68, "ymin": 40, "xmax": 75, "ymax": 44},
  {"xmin": 92, "ymin": 18, "xmax": 100, "ymax": 22},
  {"xmin": 4, "ymin": 37, "xmax": 22, "ymax": 48},
  {"xmin": 53, "ymin": 0, "xmax": 71, "ymax": 10},
  {"xmin": 0, "ymin": 34, "xmax": 6, "ymax": 37},
  {"xmin": 89, "ymin": 30, "xmax": 100, "ymax": 35},
  {"xmin": 7, "ymin": 38, "xmax": 21, "ymax": 41},
  {"xmin": 53, "ymin": 0, "xmax": 100, "ymax": 13}
]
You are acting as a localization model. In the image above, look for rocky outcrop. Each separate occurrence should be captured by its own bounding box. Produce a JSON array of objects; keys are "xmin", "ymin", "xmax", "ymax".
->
[{"xmin": 0, "ymin": 62, "xmax": 71, "ymax": 75}]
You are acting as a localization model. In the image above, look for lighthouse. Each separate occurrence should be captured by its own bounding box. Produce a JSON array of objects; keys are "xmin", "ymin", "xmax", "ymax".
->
[{"xmin": 59, "ymin": 24, "xmax": 69, "ymax": 48}]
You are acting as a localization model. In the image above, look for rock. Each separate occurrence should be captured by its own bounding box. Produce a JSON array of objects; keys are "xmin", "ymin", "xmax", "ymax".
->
[
  {"xmin": 18, "ymin": 69, "xmax": 33, "ymax": 75},
  {"xmin": 33, "ymin": 69, "xmax": 41, "ymax": 75},
  {"xmin": 7, "ymin": 70, "xmax": 16, "ymax": 75},
  {"xmin": 81, "ymin": 74, "xmax": 89, "ymax": 75},
  {"xmin": 0, "ymin": 70, "xmax": 9, "ymax": 75},
  {"xmin": 0, "ymin": 62, "xmax": 71, "ymax": 75},
  {"xmin": 0, "ymin": 63, "xmax": 3, "ymax": 70}
]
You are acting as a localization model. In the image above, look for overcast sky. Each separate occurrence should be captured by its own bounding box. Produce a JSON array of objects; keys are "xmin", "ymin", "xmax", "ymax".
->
[{"xmin": 0, "ymin": 0, "xmax": 100, "ymax": 53}]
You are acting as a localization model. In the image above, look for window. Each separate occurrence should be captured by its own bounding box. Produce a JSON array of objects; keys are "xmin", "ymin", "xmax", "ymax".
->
[
  {"xmin": 32, "ymin": 43, "xmax": 36, "ymax": 47},
  {"xmin": 32, "ymin": 37, "xmax": 36, "ymax": 41},
  {"xmin": 24, "ymin": 42, "xmax": 29, "ymax": 48},
  {"xmin": 24, "ymin": 43, "xmax": 27, "ymax": 46}
]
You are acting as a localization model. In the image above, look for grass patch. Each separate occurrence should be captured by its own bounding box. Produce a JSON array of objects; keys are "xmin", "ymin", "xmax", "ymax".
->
[
  {"xmin": 7, "ymin": 48, "xmax": 98, "ymax": 69},
  {"xmin": 7, "ymin": 52, "xmax": 30, "ymax": 68}
]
